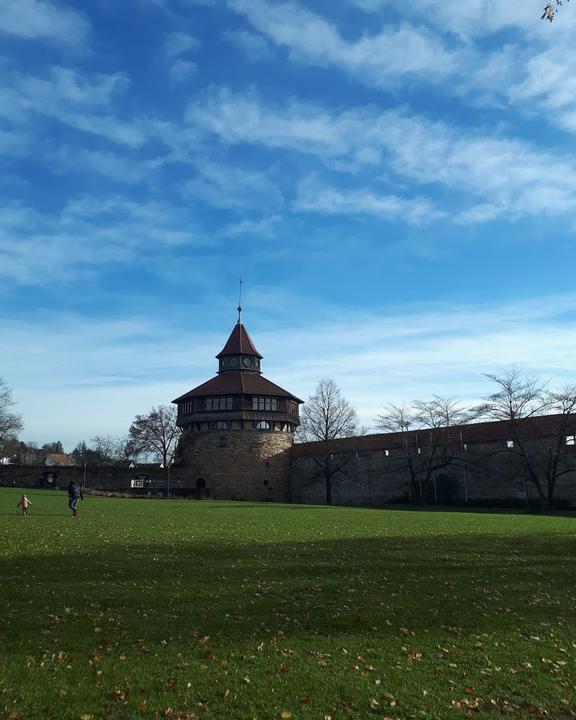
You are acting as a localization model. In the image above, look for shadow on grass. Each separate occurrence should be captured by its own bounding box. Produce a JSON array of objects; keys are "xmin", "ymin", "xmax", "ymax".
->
[{"xmin": 1, "ymin": 531, "xmax": 575, "ymax": 652}]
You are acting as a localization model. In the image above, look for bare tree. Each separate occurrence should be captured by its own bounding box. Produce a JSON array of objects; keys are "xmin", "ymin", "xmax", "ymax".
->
[
  {"xmin": 297, "ymin": 379, "xmax": 359, "ymax": 504},
  {"xmin": 375, "ymin": 397, "xmax": 471, "ymax": 504},
  {"xmin": 375, "ymin": 402, "xmax": 417, "ymax": 434},
  {"xmin": 473, "ymin": 366, "xmax": 549, "ymax": 423},
  {"xmin": 474, "ymin": 367, "xmax": 576, "ymax": 510},
  {"xmin": 128, "ymin": 404, "xmax": 181, "ymax": 467},
  {"xmin": 542, "ymin": 1, "xmax": 570, "ymax": 22},
  {"xmin": 0, "ymin": 379, "xmax": 23, "ymax": 452},
  {"xmin": 89, "ymin": 435, "xmax": 133, "ymax": 465}
]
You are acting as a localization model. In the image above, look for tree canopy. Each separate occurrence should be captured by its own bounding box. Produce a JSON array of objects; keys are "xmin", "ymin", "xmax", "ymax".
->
[
  {"xmin": 128, "ymin": 404, "xmax": 181, "ymax": 466},
  {"xmin": 298, "ymin": 378, "xmax": 358, "ymax": 443}
]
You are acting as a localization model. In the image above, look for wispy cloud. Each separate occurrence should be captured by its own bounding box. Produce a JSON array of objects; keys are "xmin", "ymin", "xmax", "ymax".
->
[
  {"xmin": 229, "ymin": 0, "xmax": 457, "ymax": 87},
  {"xmin": 50, "ymin": 146, "xmax": 145, "ymax": 185},
  {"xmin": 164, "ymin": 30, "xmax": 200, "ymax": 57},
  {"xmin": 223, "ymin": 28, "xmax": 273, "ymax": 62},
  {"xmin": 187, "ymin": 88, "xmax": 576, "ymax": 223},
  {"xmin": 183, "ymin": 159, "xmax": 285, "ymax": 211},
  {"xmin": 0, "ymin": 66, "xmax": 148, "ymax": 148},
  {"xmin": 0, "ymin": 196, "xmax": 212, "ymax": 284},
  {"xmin": 350, "ymin": 0, "xmax": 564, "ymax": 40},
  {"xmin": 170, "ymin": 59, "xmax": 198, "ymax": 82},
  {"xmin": 0, "ymin": 0, "xmax": 90, "ymax": 45},
  {"xmin": 295, "ymin": 177, "xmax": 440, "ymax": 225}
]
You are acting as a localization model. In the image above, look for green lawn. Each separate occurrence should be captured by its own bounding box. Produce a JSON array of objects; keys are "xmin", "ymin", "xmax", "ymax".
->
[{"xmin": 1, "ymin": 489, "xmax": 575, "ymax": 720}]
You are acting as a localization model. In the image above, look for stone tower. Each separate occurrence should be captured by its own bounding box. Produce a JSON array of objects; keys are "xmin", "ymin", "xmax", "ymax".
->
[{"xmin": 172, "ymin": 317, "xmax": 302, "ymax": 501}]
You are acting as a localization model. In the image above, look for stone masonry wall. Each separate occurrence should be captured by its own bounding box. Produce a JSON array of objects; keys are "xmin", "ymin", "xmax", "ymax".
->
[
  {"xmin": 0, "ymin": 464, "xmax": 174, "ymax": 494},
  {"xmin": 290, "ymin": 440, "xmax": 576, "ymax": 509},
  {"xmin": 177, "ymin": 429, "xmax": 293, "ymax": 502}
]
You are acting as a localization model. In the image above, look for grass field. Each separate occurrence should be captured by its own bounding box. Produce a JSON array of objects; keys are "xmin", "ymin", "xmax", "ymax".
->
[{"xmin": 1, "ymin": 489, "xmax": 575, "ymax": 720}]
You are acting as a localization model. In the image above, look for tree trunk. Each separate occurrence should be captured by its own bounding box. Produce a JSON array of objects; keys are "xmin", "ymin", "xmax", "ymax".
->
[{"xmin": 325, "ymin": 469, "xmax": 332, "ymax": 505}]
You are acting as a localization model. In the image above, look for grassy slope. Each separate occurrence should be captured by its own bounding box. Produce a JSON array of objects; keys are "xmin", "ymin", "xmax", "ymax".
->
[{"xmin": 0, "ymin": 489, "xmax": 575, "ymax": 720}]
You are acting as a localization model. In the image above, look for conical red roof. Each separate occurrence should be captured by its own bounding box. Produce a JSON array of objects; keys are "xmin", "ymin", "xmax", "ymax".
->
[{"xmin": 216, "ymin": 322, "xmax": 263, "ymax": 359}]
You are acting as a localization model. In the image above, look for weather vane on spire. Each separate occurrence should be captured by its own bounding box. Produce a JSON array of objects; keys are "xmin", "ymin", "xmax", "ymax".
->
[{"xmin": 237, "ymin": 276, "xmax": 243, "ymax": 323}]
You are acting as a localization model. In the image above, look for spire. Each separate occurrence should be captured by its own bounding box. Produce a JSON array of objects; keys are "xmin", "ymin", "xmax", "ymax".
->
[{"xmin": 237, "ymin": 276, "xmax": 243, "ymax": 324}]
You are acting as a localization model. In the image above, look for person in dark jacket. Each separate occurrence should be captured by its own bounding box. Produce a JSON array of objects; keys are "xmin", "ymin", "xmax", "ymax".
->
[{"xmin": 67, "ymin": 479, "xmax": 84, "ymax": 517}]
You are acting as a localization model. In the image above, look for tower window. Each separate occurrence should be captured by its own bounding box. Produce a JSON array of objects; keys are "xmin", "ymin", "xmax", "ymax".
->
[
  {"xmin": 206, "ymin": 397, "xmax": 233, "ymax": 411},
  {"xmin": 252, "ymin": 397, "xmax": 278, "ymax": 411}
]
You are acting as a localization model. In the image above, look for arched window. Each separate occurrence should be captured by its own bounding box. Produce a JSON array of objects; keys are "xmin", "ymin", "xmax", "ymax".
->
[{"xmin": 256, "ymin": 420, "xmax": 270, "ymax": 430}]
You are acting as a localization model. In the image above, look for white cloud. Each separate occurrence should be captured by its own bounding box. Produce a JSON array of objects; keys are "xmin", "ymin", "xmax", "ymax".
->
[
  {"xmin": 186, "ymin": 87, "xmax": 376, "ymax": 158},
  {"xmin": 164, "ymin": 31, "xmax": 200, "ymax": 58},
  {"xmin": 508, "ymin": 46, "xmax": 576, "ymax": 133},
  {"xmin": 228, "ymin": 0, "xmax": 457, "ymax": 87},
  {"xmin": 187, "ymin": 88, "xmax": 576, "ymax": 223},
  {"xmin": 0, "ymin": 0, "xmax": 90, "ymax": 45},
  {"xmin": 295, "ymin": 177, "xmax": 440, "ymax": 225},
  {"xmin": 183, "ymin": 159, "xmax": 285, "ymax": 211},
  {"xmin": 350, "ymin": 0, "xmax": 565, "ymax": 40},
  {"xmin": 223, "ymin": 29, "xmax": 273, "ymax": 62},
  {"xmin": 222, "ymin": 215, "xmax": 282, "ymax": 238},
  {"xmin": 0, "ymin": 66, "xmax": 149, "ymax": 148},
  {"xmin": 0, "ymin": 196, "xmax": 212, "ymax": 284},
  {"xmin": 170, "ymin": 59, "xmax": 198, "ymax": 83},
  {"xmin": 50, "ymin": 147, "xmax": 144, "ymax": 184}
]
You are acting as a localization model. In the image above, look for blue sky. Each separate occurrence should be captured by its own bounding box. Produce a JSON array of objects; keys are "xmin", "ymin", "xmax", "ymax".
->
[{"xmin": 2, "ymin": 0, "xmax": 576, "ymax": 450}]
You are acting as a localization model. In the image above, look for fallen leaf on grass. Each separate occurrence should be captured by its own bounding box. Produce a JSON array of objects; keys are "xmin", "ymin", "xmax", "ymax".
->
[{"xmin": 280, "ymin": 713, "xmax": 292, "ymax": 719}]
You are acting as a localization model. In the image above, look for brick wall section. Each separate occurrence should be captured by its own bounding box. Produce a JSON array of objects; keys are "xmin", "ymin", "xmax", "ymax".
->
[{"xmin": 177, "ymin": 429, "xmax": 293, "ymax": 502}]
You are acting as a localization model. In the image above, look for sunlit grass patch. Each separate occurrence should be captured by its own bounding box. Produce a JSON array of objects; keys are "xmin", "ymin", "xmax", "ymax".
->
[{"xmin": 1, "ymin": 489, "xmax": 575, "ymax": 719}]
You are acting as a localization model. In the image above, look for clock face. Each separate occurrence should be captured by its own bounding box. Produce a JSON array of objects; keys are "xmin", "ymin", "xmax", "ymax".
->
[
  {"xmin": 229, "ymin": 357, "xmax": 239, "ymax": 368},
  {"xmin": 242, "ymin": 357, "xmax": 252, "ymax": 367}
]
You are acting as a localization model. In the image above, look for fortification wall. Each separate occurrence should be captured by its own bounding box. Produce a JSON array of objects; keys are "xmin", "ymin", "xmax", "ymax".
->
[
  {"xmin": 290, "ymin": 439, "xmax": 576, "ymax": 509},
  {"xmin": 0, "ymin": 464, "xmax": 178, "ymax": 494}
]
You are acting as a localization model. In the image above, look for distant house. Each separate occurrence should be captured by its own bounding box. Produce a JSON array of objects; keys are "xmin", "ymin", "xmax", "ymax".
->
[
  {"xmin": 45, "ymin": 453, "xmax": 73, "ymax": 467},
  {"xmin": 0, "ymin": 457, "xmax": 12, "ymax": 465}
]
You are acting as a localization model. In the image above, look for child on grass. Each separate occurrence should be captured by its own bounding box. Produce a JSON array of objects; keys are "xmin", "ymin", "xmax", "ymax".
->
[{"xmin": 16, "ymin": 494, "xmax": 32, "ymax": 516}]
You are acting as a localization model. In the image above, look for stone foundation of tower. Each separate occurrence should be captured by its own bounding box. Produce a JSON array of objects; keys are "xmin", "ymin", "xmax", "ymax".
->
[{"xmin": 175, "ymin": 429, "xmax": 294, "ymax": 502}]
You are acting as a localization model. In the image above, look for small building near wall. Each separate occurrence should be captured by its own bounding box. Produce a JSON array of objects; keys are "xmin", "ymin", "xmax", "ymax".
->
[{"xmin": 45, "ymin": 453, "xmax": 73, "ymax": 466}]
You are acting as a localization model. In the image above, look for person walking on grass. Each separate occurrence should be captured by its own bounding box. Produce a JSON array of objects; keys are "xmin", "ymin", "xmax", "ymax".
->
[
  {"xmin": 67, "ymin": 479, "xmax": 83, "ymax": 517},
  {"xmin": 16, "ymin": 494, "xmax": 32, "ymax": 516}
]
